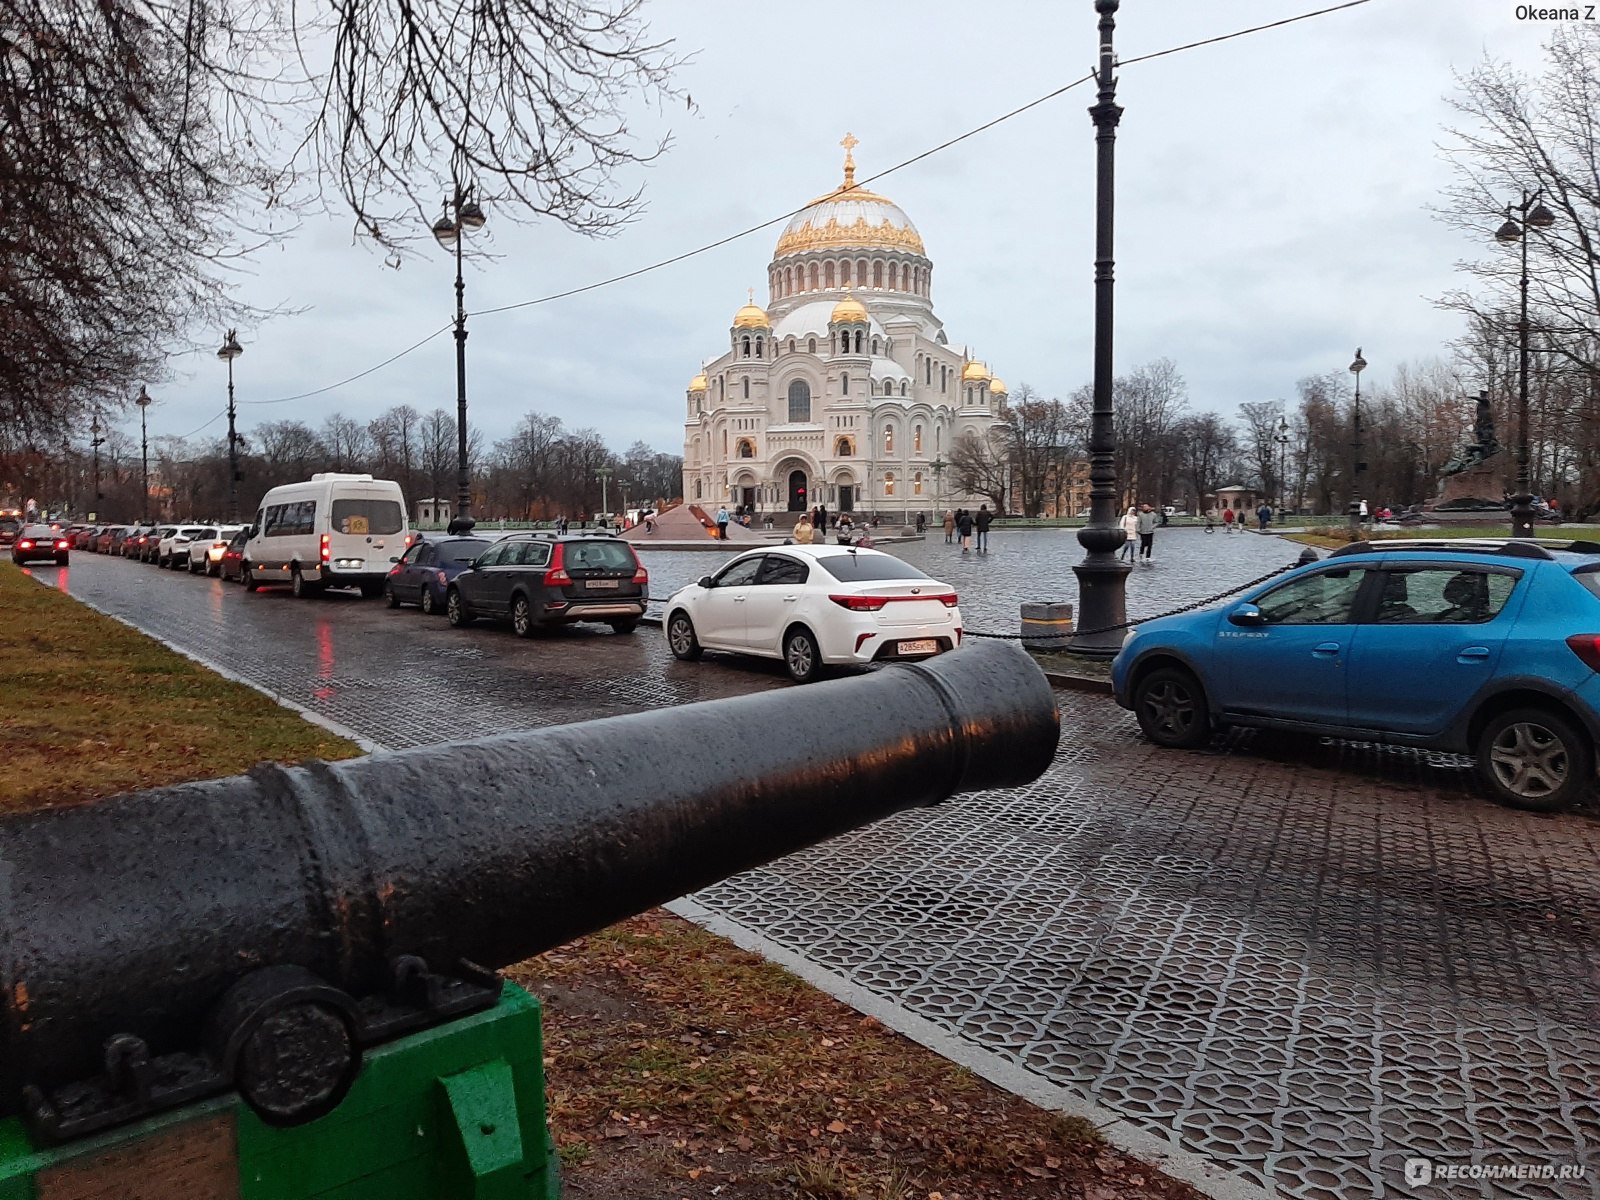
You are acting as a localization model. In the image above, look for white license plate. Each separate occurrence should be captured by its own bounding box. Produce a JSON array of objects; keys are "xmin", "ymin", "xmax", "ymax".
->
[
  {"xmin": 587, "ymin": 579, "xmax": 619, "ymax": 589},
  {"xmin": 898, "ymin": 639, "xmax": 938, "ymax": 655}
]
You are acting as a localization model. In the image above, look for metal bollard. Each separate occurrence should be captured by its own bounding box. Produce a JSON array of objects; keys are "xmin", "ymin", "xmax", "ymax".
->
[{"xmin": 1020, "ymin": 601, "xmax": 1075, "ymax": 650}]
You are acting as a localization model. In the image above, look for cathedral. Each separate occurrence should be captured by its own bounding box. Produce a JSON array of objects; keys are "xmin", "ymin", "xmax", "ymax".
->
[{"xmin": 682, "ymin": 135, "xmax": 1009, "ymax": 518}]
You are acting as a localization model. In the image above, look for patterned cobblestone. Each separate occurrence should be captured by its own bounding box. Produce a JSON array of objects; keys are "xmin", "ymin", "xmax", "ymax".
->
[{"xmin": 40, "ymin": 553, "xmax": 1600, "ymax": 1198}]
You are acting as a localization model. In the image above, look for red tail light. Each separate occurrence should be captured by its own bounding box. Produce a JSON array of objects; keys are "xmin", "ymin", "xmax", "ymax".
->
[
  {"xmin": 933, "ymin": 593, "xmax": 959, "ymax": 607},
  {"xmin": 387, "ymin": 564, "xmax": 401, "ymax": 576},
  {"xmin": 55, "ymin": 540, "xmax": 68, "ymax": 550},
  {"xmin": 212, "ymin": 541, "xmax": 226, "ymax": 550},
  {"xmin": 1566, "ymin": 634, "xmax": 1600, "ymax": 672},
  {"xmin": 632, "ymin": 565, "xmax": 649, "ymax": 584},
  {"xmin": 543, "ymin": 542, "xmax": 571, "ymax": 586},
  {"xmin": 830, "ymin": 594, "xmax": 887, "ymax": 612},
  {"xmin": 319, "ymin": 533, "xmax": 330, "ymax": 564},
  {"xmin": 17, "ymin": 540, "xmax": 31, "ymax": 550}
]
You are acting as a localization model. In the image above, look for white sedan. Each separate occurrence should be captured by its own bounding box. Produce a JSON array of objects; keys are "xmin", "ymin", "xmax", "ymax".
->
[{"xmin": 663, "ymin": 545, "xmax": 962, "ymax": 683}]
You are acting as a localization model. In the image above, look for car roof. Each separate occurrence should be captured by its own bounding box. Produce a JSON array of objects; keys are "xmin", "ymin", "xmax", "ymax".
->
[
  {"xmin": 1326, "ymin": 537, "xmax": 1600, "ymax": 568},
  {"xmin": 733, "ymin": 543, "xmax": 896, "ymax": 560}
]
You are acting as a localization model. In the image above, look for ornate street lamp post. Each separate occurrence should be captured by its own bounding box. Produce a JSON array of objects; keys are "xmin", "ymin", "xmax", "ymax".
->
[
  {"xmin": 930, "ymin": 456, "xmax": 946, "ymax": 515},
  {"xmin": 136, "ymin": 385, "xmax": 153, "ymax": 522},
  {"xmin": 433, "ymin": 184, "xmax": 487, "ymax": 534},
  {"xmin": 90, "ymin": 408, "xmax": 104, "ymax": 518},
  {"xmin": 594, "ymin": 466, "xmax": 612, "ymax": 522},
  {"xmin": 1071, "ymin": 0, "xmax": 1129, "ymax": 655},
  {"xmin": 1347, "ymin": 348, "xmax": 1366, "ymax": 532},
  {"xmin": 1495, "ymin": 190, "xmax": 1557, "ymax": 539},
  {"xmin": 1274, "ymin": 415, "xmax": 1290, "ymax": 514},
  {"xmin": 217, "ymin": 330, "xmax": 243, "ymax": 521}
]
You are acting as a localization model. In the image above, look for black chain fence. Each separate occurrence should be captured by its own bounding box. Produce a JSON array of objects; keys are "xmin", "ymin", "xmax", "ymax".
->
[{"xmin": 962, "ymin": 559, "xmax": 1303, "ymax": 642}]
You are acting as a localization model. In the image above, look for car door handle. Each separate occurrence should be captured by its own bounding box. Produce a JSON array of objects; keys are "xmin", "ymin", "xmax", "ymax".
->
[
  {"xmin": 1312, "ymin": 642, "xmax": 1341, "ymax": 657},
  {"xmin": 1457, "ymin": 646, "xmax": 1491, "ymax": 662},
  {"xmin": 733, "ymin": 595, "xmax": 746, "ymax": 603},
  {"xmin": 782, "ymin": 594, "xmax": 798, "ymax": 601}
]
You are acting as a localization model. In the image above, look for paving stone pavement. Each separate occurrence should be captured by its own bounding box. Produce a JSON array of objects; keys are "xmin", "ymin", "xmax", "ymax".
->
[{"xmin": 37, "ymin": 553, "xmax": 1600, "ymax": 1199}]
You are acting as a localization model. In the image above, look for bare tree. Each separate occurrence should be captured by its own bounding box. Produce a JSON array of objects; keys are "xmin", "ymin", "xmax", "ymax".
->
[{"xmin": 948, "ymin": 431, "xmax": 1009, "ymax": 513}]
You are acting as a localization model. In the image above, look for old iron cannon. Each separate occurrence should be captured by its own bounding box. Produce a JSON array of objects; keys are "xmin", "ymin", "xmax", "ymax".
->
[{"xmin": 0, "ymin": 640, "xmax": 1058, "ymax": 1197}]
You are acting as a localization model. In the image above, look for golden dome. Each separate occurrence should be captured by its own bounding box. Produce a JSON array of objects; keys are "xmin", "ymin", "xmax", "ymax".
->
[
  {"xmin": 774, "ymin": 135, "xmax": 925, "ymax": 259},
  {"xmin": 961, "ymin": 360, "xmax": 991, "ymax": 383},
  {"xmin": 688, "ymin": 372, "xmax": 708, "ymax": 393},
  {"xmin": 732, "ymin": 288, "xmax": 769, "ymax": 329},
  {"xmin": 831, "ymin": 293, "xmax": 869, "ymax": 324},
  {"xmin": 988, "ymin": 376, "xmax": 1008, "ymax": 395}
]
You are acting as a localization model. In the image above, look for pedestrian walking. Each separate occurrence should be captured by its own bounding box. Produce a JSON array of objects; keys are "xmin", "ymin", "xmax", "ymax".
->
[
  {"xmin": 975, "ymin": 503, "xmax": 993, "ymax": 552},
  {"xmin": 1222, "ymin": 507, "xmax": 1236, "ymax": 533},
  {"xmin": 915, "ymin": 512, "xmax": 926, "ymax": 534},
  {"xmin": 1136, "ymin": 503, "xmax": 1157, "ymax": 562},
  {"xmin": 1119, "ymin": 505, "xmax": 1138, "ymax": 562},
  {"xmin": 942, "ymin": 510, "xmax": 956, "ymax": 544},
  {"xmin": 957, "ymin": 508, "xmax": 974, "ymax": 552},
  {"xmin": 1256, "ymin": 502, "xmax": 1272, "ymax": 531},
  {"xmin": 817, "ymin": 503, "xmax": 828, "ymax": 537},
  {"xmin": 793, "ymin": 512, "xmax": 815, "ymax": 544},
  {"xmin": 1204, "ymin": 507, "xmax": 1217, "ymax": 533},
  {"xmin": 715, "ymin": 505, "xmax": 730, "ymax": 540}
]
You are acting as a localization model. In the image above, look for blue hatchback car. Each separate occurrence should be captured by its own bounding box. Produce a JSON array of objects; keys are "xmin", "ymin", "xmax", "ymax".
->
[
  {"xmin": 385, "ymin": 535, "xmax": 495, "ymax": 615},
  {"xmin": 1112, "ymin": 538, "xmax": 1600, "ymax": 812}
]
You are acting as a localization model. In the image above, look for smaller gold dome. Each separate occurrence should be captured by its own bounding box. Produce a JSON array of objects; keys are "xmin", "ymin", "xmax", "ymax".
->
[
  {"xmin": 688, "ymin": 372, "xmax": 708, "ymax": 393},
  {"xmin": 732, "ymin": 287, "xmax": 769, "ymax": 329},
  {"xmin": 831, "ymin": 293, "xmax": 869, "ymax": 324},
  {"xmin": 988, "ymin": 376, "xmax": 1008, "ymax": 395},
  {"xmin": 961, "ymin": 360, "xmax": 991, "ymax": 383}
]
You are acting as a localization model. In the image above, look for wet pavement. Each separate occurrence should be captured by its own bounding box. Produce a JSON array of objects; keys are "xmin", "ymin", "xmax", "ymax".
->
[{"xmin": 37, "ymin": 552, "xmax": 1600, "ymax": 1199}]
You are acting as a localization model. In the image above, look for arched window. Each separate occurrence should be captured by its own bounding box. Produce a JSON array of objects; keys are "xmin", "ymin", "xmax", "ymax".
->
[
  {"xmin": 884, "ymin": 472, "xmax": 896, "ymax": 497},
  {"xmin": 914, "ymin": 425, "xmax": 923, "ymax": 453},
  {"xmin": 936, "ymin": 426, "xmax": 942, "ymax": 451},
  {"xmin": 755, "ymin": 338, "xmax": 763, "ymax": 359},
  {"xmin": 741, "ymin": 336, "xmax": 750, "ymax": 358},
  {"xmin": 884, "ymin": 424, "xmax": 894, "ymax": 453},
  {"xmin": 914, "ymin": 472, "xmax": 924, "ymax": 496},
  {"xmin": 695, "ymin": 479, "xmax": 703, "ymax": 499},
  {"xmin": 836, "ymin": 437, "xmax": 852, "ymax": 456},
  {"xmin": 824, "ymin": 262, "xmax": 836, "ymax": 288},
  {"xmin": 853, "ymin": 330, "xmax": 863, "ymax": 353},
  {"xmin": 718, "ymin": 377, "xmax": 725, "ymax": 401},
  {"xmin": 788, "ymin": 337, "xmax": 797, "ymax": 353},
  {"xmin": 900, "ymin": 381, "xmax": 908, "ymax": 397},
  {"xmin": 842, "ymin": 373, "xmax": 849, "ymax": 396},
  {"xmin": 840, "ymin": 260, "xmax": 851, "ymax": 287},
  {"xmin": 966, "ymin": 387, "xmax": 973, "ymax": 406},
  {"xmin": 925, "ymin": 358, "xmax": 932, "ymax": 385},
  {"xmin": 695, "ymin": 398, "xmax": 703, "ymax": 414},
  {"xmin": 808, "ymin": 337, "xmax": 817, "ymax": 354},
  {"xmin": 788, "ymin": 379, "xmax": 811, "ymax": 423},
  {"xmin": 889, "ymin": 262, "xmax": 899, "ymax": 290},
  {"xmin": 785, "ymin": 267, "xmax": 794, "ymax": 295},
  {"xmin": 743, "ymin": 377, "xmax": 750, "ymax": 401},
  {"xmin": 873, "ymin": 261, "xmax": 884, "ymax": 288},
  {"xmin": 940, "ymin": 366, "xmax": 947, "ymax": 393},
  {"xmin": 722, "ymin": 430, "xmax": 728, "ymax": 456},
  {"xmin": 736, "ymin": 439, "xmax": 754, "ymax": 459},
  {"xmin": 808, "ymin": 263, "xmax": 819, "ymax": 290},
  {"xmin": 872, "ymin": 337, "xmax": 880, "ymax": 355},
  {"xmin": 857, "ymin": 258, "xmax": 868, "ymax": 286}
]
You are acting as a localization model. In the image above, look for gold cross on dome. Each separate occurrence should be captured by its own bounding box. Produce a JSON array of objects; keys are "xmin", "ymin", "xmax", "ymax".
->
[
  {"xmin": 747, "ymin": 287, "xmax": 755, "ymax": 304},
  {"xmin": 840, "ymin": 132, "xmax": 858, "ymax": 187}
]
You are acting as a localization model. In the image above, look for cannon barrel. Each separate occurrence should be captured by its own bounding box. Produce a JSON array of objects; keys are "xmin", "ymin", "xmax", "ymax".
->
[{"xmin": 0, "ymin": 640, "xmax": 1058, "ymax": 1121}]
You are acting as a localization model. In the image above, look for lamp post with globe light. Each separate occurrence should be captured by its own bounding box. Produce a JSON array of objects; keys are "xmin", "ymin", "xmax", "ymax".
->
[
  {"xmin": 1347, "ymin": 348, "xmax": 1366, "ymax": 533},
  {"xmin": 136, "ymin": 385, "xmax": 153, "ymax": 522},
  {"xmin": 1495, "ymin": 190, "xmax": 1558, "ymax": 539},
  {"xmin": 433, "ymin": 184, "xmax": 487, "ymax": 533},
  {"xmin": 595, "ymin": 466, "xmax": 612, "ymax": 523},
  {"xmin": 1275, "ymin": 415, "xmax": 1290, "ymax": 515},
  {"xmin": 217, "ymin": 331, "xmax": 243, "ymax": 521}
]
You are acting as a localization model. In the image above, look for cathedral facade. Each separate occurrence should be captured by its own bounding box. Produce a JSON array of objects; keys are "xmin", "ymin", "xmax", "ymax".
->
[{"xmin": 683, "ymin": 136, "xmax": 1008, "ymax": 518}]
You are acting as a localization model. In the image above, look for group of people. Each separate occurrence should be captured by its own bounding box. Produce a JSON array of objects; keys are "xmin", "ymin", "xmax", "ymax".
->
[
  {"xmin": 1119, "ymin": 504, "xmax": 1161, "ymax": 561},
  {"xmin": 1201, "ymin": 505, "xmax": 1264, "ymax": 533},
  {"xmin": 940, "ymin": 505, "xmax": 993, "ymax": 553}
]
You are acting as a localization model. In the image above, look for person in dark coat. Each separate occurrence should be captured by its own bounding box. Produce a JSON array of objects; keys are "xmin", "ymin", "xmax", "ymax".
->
[
  {"xmin": 974, "ymin": 504, "xmax": 993, "ymax": 552},
  {"xmin": 956, "ymin": 508, "xmax": 974, "ymax": 552},
  {"xmin": 817, "ymin": 503, "xmax": 828, "ymax": 536}
]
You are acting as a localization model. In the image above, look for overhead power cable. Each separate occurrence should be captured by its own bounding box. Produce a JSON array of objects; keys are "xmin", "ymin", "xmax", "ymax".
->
[{"xmin": 229, "ymin": 0, "xmax": 1378, "ymax": 410}]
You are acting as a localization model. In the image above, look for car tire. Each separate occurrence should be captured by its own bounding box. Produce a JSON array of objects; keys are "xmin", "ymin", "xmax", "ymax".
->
[
  {"xmin": 447, "ymin": 589, "xmax": 473, "ymax": 628},
  {"xmin": 242, "ymin": 564, "xmax": 258, "ymax": 593},
  {"xmin": 208, "ymin": 561, "xmax": 220, "ymax": 578},
  {"xmin": 359, "ymin": 581, "xmax": 384, "ymax": 599},
  {"xmin": 666, "ymin": 611, "xmax": 702, "ymax": 661},
  {"xmin": 291, "ymin": 567, "xmax": 316, "ymax": 599},
  {"xmin": 384, "ymin": 582, "xmax": 400, "ymax": 609},
  {"xmin": 783, "ymin": 626, "xmax": 823, "ymax": 684},
  {"xmin": 609, "ymin": 618, "xmax": 639, "ymax": 635},
  {"xmin": 55, "ymin": 555, "xmax": 68, "ymax": 566},
  {"xmin": 512, "ymin": 595, "xmax": 534, "ymax": 638},
  {"xmin": 1132, "ymin": 666, "xmax": 1212, "ymax": 749},
  {"xmin": 1476, "ymin": 706, "xmax": 1592, "ymax": 813},
  {"xmin": 420, "ymin": 586, "xmax": 437, "ymax": 616}
]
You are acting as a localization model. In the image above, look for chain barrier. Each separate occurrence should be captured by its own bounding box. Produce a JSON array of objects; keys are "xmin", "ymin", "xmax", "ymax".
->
[{"xmin": 962, "ymin": 560, "xmax": 1303, "ymax": 642}]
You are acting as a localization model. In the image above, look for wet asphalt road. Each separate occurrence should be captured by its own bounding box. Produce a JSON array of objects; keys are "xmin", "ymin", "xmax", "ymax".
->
[{"xmin": 35, "ymin": 550, "xmax": 1600, "ymax": 1199}]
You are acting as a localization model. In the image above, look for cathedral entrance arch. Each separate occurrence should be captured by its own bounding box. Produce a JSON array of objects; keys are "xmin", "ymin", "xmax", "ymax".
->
[{"xmin": 787, "ymin": 470, "xmax": 808, "ymax": 512}]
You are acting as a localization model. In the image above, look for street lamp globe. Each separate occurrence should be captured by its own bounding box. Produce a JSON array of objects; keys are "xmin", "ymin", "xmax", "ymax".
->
[
  {"xmin": 1526, "ymin": 201, "xmax": 1556, "ymax": 229},
  {"xmin": 457, "ymin": 200, "xmax": 486, "ymax": 230},
  {"xmin": 432, "ymin": 215, "xmax": 460, "ymax": 247},
  {"xmin": 136, "ymin": 385, "xmax": 152, "ymax": 409},
  {"xmin": 1349, "ymin": 349, "xmax": 1367, "ymax": 377},
  {"xmin": 1495, "ymin": 212, "xmax": 1522, "ymax": 243},
  {"xmin": 217, "ymin": 331, "xmax": 243, "ymax": 361}
]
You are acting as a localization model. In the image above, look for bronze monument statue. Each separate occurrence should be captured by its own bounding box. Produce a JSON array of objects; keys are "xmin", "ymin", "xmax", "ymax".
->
[{"xmin": 1431, "ymin": 389, "xmax": 1508, "ymax": 511}]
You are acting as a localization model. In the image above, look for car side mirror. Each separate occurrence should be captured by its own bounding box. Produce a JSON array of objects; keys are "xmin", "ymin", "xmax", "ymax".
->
[
  {"xmin": 1228, "ymin": 603, "xmax": 1265, "ymax": 627},
  {"xmin": 698, "ymin": 575, "xmax": 714, "ymax": 589}
]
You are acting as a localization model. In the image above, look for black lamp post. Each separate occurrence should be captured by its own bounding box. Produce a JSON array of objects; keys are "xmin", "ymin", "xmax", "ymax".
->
[
  {"xmin": 217, "ymin": 330, "xmax": 243, "ymax": 521},
  {"xmin": 1495, "ymin": 190, "xmax": 1557, "ymax": 539},
  {"xmin": 90, "ymin": 408, "xmax": 104, "ymax": 518},
  {"xmin": 1275, "ymin": 415, "xmax": 1290, "ymax": 513},
  {"xmin": 136, "ymin": 385, "xmax": 153, "ymax": 522},
  {"xmin": 433, "ymin": 184, "xmax": 486, "ymax": 534},
  {"xmin": 594, "ymin": 466, "xmax": 612, "ymax": 522},
  {"xmin": 1347, "ymin": 347, "xmax": 1366, "ymax": 531},
  {"xmin": 1071, "ymin": 0, "xmax": 1129, "ymax": 656}
]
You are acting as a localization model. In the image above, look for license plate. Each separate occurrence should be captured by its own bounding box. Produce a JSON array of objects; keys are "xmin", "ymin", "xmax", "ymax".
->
[
  {"xmin": 898, "ymin": 639, "xmax": 938, "ymax": 655},
  {"xmin": 587, "ymin": 579, "xmax": 619, "ymax": 590}
]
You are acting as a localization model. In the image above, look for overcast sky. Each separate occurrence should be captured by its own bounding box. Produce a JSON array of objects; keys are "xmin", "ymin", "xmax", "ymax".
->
[{"xmin": 138, "ymin": 0, "xmax": 1557, "ymax": 457}]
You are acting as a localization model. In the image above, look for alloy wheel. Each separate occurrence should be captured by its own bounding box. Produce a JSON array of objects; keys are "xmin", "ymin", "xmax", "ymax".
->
[
  {"xmin": 1488, "ymin": 720, "xmax": 1569, "ymax": 800},
  {"xmin": 513, "ymin": 598, "xmax": 531, "ymax": 637},
  {"xmin": 1141, "ymin": 678, "xmax": 1197, "ymax": 739}
]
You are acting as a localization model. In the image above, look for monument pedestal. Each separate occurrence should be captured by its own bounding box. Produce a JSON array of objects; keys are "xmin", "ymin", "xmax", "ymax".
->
[{"xmin": 1428, "ymin": 450, "xmax": 1508, "ymax": 512}]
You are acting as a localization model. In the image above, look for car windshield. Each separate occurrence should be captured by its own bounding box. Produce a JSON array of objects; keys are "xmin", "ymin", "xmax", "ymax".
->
[
  {"xmin": 814, "ymin": 553, "xmax": 932, "ymax": 583},
  {"xmin": 0, "ymin": 518, "xmax": 20, "ymax": 533},
  {"xmin": 22, "ymin": 526, "xmax": 54, "ymax": 538},
  {"xmin": 331, "ymin": 498, "xmax": 404, "ymax": 535},
  {"xmin": 440, "ymin": 539, "xmax": 491, "ymax": 564},
  {"xmin": 562, "ymin": 540, "xmax": 635, "ymax": 571}
]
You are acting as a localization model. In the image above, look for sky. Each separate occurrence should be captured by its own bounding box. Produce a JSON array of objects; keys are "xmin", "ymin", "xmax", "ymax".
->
[{"xmin": 135, "ymin": 0, "xmax": 1559, "ymax": 457}]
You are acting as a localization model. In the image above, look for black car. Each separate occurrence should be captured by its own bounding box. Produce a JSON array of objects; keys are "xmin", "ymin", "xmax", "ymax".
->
[
  {"xmin": 0, "ymin": 515, "xmax": 21, "ymax": 548},
  {"xmin": 385, "ymin": 535, "xmax": 494, "ymax": 615},
  {"xmin": 12, "ymin": 524, "xmax": 69, "ymax": 566},
  {"xmin": 446, "ymin": 533, "xmax": 648, "ymax": 636}
]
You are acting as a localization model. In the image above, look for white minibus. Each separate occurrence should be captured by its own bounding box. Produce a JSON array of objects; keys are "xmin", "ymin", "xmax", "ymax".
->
[{"xmin": 242, "ymin": 474, "xmax": 410, "ymax": 597}]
